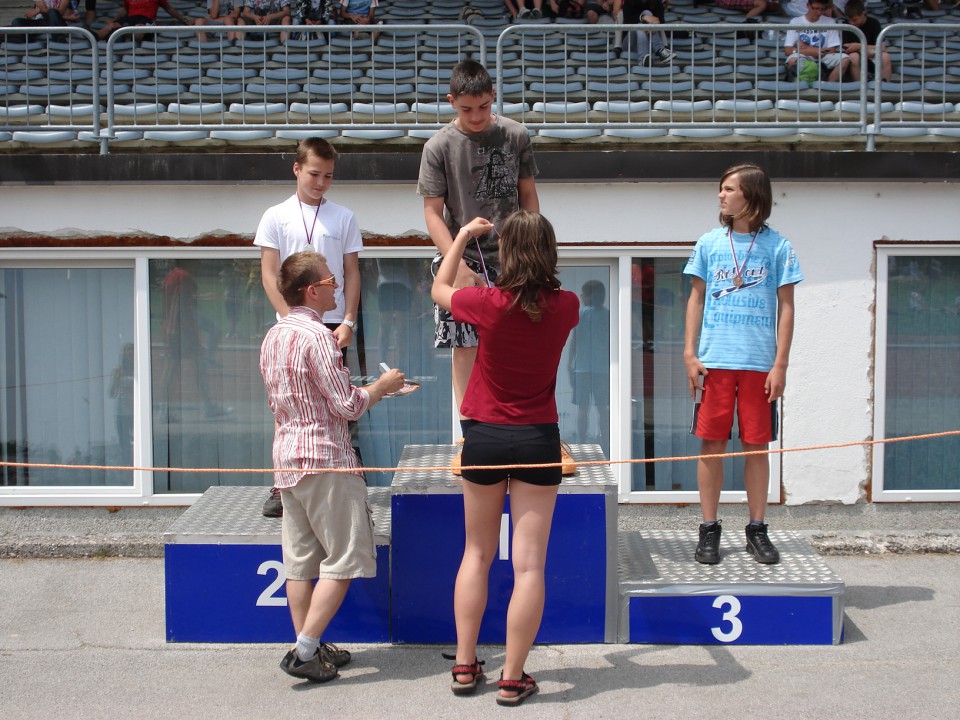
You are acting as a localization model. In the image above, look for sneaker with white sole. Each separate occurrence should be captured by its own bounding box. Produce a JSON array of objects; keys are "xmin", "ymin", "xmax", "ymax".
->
[{"xmin": 654, "ymin": 47, "xmax": 676, "ymax": 65}]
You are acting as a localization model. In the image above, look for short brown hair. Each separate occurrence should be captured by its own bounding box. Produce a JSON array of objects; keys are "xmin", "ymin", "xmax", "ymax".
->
[
  {"xmin": 295, "ymin": 137, "xmax": 338, "ymax": 166},
  {"xmin": 718, "ymin": 163, "xmax": 772, "ymax": 233},
  {"xmin": 277, "ymin": 251, "xmax": 329, "ymax": 306},
  {"xmin": 449, "ymin": 60, "xmax": 493, "ymax": 98},
  {"xmin": 844, "ymin": 0, "xmax": 865, "ymax": 16}
]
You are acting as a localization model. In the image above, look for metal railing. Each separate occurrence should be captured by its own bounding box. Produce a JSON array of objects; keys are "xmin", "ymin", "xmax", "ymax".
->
[
  {"xmin": 494, "ymin": 23, "xmax": 871, "ymax": 134},
  {"xmin": 2, "ymin": 21, "xmax": 958, "ymax": 154},
  {"xmin": 870, "ymin": 21, "xmax": 960, "ymax": 149},
  {"xmin": 0, "ymin": 27, "xmax": 101, "ymax": 141}
]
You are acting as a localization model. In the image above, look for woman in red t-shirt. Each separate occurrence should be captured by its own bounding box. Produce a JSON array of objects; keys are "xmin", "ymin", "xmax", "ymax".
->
[{"xmin": 432, "ymin": 210, "xmax": 579, "ymax": 706}]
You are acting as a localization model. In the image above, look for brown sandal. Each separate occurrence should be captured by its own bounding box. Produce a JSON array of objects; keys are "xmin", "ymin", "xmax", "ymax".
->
[
  {"xmin": 496, "ymin": 671, "xmax": 538, "ymax": 706},
  {"xmin": 442, "ymin": 653, "xmax": 485, "ymax": 695}
]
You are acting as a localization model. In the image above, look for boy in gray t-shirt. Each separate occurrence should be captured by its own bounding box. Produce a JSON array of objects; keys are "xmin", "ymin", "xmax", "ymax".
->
[{"xmin": 417, "ymin": 60, "xmax": 539, "ymax": 413}]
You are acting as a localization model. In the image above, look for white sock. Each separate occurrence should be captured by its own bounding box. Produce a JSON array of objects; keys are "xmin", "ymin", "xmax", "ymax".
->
[{"xmin": 295, "ymin": 633, "xmax": 320, "ymax": 662}]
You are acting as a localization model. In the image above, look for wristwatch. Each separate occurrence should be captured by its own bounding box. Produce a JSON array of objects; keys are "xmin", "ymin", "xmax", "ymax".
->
[{"xmin": 341, "ymin": 319, "xmax": 357, "ymax": 330}]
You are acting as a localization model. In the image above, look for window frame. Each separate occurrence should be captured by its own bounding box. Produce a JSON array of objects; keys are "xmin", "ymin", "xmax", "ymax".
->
[
  {"xmin": 873, "ymin": 243, "xmax": 960, "ymax": 502},
  {"xmin": 1, "ymin": 246, "xmax": 783, "ymax": 507}
]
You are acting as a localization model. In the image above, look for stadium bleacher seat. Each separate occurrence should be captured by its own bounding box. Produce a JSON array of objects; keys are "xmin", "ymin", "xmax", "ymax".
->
[
  {"xmin": 227, "ymin": 102, "xmax": 289, "ymax": 123},
  {"xmin": 12, "ymin": 130, "xmax": 77, "ymax": 143}
]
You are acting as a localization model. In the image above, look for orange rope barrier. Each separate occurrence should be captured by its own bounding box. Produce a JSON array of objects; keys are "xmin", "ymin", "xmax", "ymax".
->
[{"xmin": 1, "ymin": 429, "xmax": 958, "ymax": 476}]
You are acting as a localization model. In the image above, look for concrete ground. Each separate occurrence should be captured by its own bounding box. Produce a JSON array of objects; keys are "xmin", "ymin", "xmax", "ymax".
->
[{"xmin": 0, "ymin": 554, "xmax": 957, "ymax": 720}]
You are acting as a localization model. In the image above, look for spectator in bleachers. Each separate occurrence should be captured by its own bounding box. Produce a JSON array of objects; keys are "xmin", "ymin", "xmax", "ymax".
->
[
  {"xmin": 714, "ymin": 0, "xmax": 768, "ymax": 22},
  {"xmin": 545, "ymin": 0, "xmax": 587, "ymax": 19},
  {"xmin": 824, "ymin": 0, "xmax": 849, "ymax": 17},
  {"xmin": 504, "ymin": 0, "xmax": 546, "ymax": 20},
  {"xmin": 241, "ymin": 0, "xmax": 292, "ymax": 42},
  {"xmin": 338, "ymin": 0, "xmax": 379, "ymax": 24},
  {"xmin": 96, "ymin": 0, "xmax": 190, "ymax": 40},
  {"xmin": 784, "ymin": 0, "xmax": 858, "ymax": 82},
  {"xmin": 585, "ymin": 0, "xmax": 616, "ymax": 23},
  {"xmin": 613, "ymin": 0, "xmax": 676, "ymax": 64},
  {"xmin": 10, "ymin": 0, "xmax": 69, "ymax": 35},
  {"xmin": 294, "ymin": 0, "xmax": 340, "ymax": 28},
  {"xmin": 338, "ymin": 0, "xmax": 383, "ymax": 41},
  {"xmin": 841, "ymin": 0, "xmax": 892, "ymax": 81},
  {"xmin": 193, "ymin": 0, "xmax": 244, "ymax": 41}
]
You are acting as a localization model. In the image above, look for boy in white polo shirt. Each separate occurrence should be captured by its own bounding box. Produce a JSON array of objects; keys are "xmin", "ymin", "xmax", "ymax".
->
[{"xmin": 256, "ymin": 137, "xmax": 364, "ymax": 517}]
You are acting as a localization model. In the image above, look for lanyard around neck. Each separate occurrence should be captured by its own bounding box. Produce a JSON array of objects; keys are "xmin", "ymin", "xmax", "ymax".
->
[
  {"xmin": 298, "ymin": 195, "xmax": 322, "ymax": 246},
  {"xmin": 728, "ymin": 227, "xmax": 760, "ymax": 287}
]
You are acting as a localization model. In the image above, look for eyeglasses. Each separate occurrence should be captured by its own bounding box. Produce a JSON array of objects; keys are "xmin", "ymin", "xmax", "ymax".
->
[{"xmin": 301, "ymin": 275, "xmax": 337, "ymax": 292}]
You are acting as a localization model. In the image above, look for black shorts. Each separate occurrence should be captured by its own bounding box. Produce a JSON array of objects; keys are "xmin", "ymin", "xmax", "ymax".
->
[{"xmin": 460, "ymin": 420, "xmax": 562, "ymax": 487}]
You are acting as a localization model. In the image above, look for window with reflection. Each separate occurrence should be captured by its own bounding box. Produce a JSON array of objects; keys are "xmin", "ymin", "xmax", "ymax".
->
[
  {"xmin": 882, "ymin": 254, "xmax": 960, "ymax": 491},
  {"xmin": 630, "ymin": 258, "xmax": 745, "ymax": 492},
  {"xmin": 150, "ymin": 256, "xmax": 453, "ymax": 493},
  {"xmin": 150, "ymin": 258, "xmax": 276, "ymax": 493},
  {"xmin": 356, "ymin": 256, "xmax": 452, "ymax": 485},
  {"xmin": 1, "ymin": 267, "xmax": 135, "ymax": 487},
  {"xmin": 557, "ymin": 266, "xmax": 611, "ymax": 458}
]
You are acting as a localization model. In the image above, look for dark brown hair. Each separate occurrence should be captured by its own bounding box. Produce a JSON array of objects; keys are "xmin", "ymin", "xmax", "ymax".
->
[
  {"xmin": 718, "ymin": 163, "xmax": 772, "ymax": 232},
  {"xmin": 844, "ymin": 0, "xmax": 865, "ymax": 16},
  {"xmin": 277, "ymin": 251, "xmax": 328, "ymax": 306},
  {"xmin": 449, "ymin": 60, "xmax": 493, "ymax": 98},
  {"xmin": 495, "ymin": 210, "xmax": 561, "ymax": 322}
]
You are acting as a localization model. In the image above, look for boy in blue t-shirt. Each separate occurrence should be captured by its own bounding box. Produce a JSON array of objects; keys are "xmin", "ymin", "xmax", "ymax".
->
[{"xmin": 683, "ymin": 163, "xmax": 803, "ymax": 565}]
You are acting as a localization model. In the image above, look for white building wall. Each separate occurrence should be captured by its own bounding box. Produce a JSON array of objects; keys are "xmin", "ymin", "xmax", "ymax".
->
[{"xmin": 2, "ymin": 181, "xmax": 958, "ymax": 505}]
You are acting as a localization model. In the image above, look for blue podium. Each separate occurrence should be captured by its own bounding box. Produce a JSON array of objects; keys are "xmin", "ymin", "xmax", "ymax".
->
[
  {"xmin": 618, "ymin": 530, "xmax": 845, "ymax": 645},
  {"xmin": 390, "ymin": 444, "xmax": 618, "ymax": 644},
  {"xmin": 163, "ymin": 449, "xmax": 845, "ymax": 646},
  {"xmin": 164, "ymin": 486, "xmax": 391, "ymax": 643}
]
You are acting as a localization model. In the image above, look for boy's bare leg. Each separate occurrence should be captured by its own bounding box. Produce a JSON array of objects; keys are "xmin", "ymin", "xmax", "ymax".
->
[
  {"xmin": 286, "ymin": 577, "xmax": 351, "ymax": 638},
  {"xmin": 452, "ymin": 346, "xmax": 478, "ymax": 419},
  {"xmin": 741, "ymin": 441, "xmax": 770, "ymax": 521},
  {"xmin": 697, "ymin": 439, "xmax": 728, "ymax": 520}
]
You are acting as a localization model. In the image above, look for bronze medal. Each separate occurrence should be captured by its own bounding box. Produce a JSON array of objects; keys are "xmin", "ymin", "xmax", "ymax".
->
[{"xmin": 728, "ymin": 227, "xmax": 760, "ymax": 292}]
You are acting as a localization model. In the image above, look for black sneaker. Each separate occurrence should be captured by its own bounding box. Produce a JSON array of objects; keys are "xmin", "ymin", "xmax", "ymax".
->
[
  {"xmin": 654, "ymin": 47, "xmax": 677, "ymax": 65},
  {"xmin": 745, "ymin": 523, "xmax": 780, "ymax": 564},
  {"xmin": 318, "ymin": 641, "xmax": 351, "ymax": 668},
  {"xmin": 279, "ymin": 649, "xmax": 338, "ymax": 683},
  {"xmin": 262, "ymin": 487, "xmax": 283, "ymax": 518},
  {"xmin": 695, "ymin": 521, "xmax": 722, "ymax": 564}
]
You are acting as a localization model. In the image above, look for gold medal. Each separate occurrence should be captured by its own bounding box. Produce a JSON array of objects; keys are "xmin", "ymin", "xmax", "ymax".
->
[{"xmin": 733, "ymin": 275, "xmax": 743, "ymax": 288}]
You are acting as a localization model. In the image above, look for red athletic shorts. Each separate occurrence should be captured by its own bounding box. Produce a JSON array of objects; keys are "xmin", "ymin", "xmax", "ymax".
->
[{"xmin": 691, "ymin": 368, "xmax": 778, "ymax": 445}]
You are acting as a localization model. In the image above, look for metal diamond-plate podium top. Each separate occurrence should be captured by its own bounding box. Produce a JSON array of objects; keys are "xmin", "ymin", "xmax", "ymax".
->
[
  {"xmin": 164, "ymin": 486, "xmax": 392, "ymax": 545},
  {"xmin": 619, "ymin": 529, "xmax": 844, "ymax": 593},
  {"xmin": 392, "ymin": 444, "xmax": 616, "ymax": 494}
]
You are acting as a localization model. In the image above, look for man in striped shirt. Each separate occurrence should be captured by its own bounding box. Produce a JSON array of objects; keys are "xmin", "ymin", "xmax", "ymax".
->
[{"xmin": 260, "ymin": 250, "xmax": 404, "ymax": 684}]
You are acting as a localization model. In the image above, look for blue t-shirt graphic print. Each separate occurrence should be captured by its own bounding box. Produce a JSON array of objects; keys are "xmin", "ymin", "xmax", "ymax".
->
[{"xmin": 683, "ymin": 226, "xmax": 803, "ymax": 372}]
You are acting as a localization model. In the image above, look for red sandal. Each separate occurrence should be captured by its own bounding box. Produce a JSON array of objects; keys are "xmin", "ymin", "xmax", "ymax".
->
[
  {"xmin": 496, "ymin": 671, "xmax": 538, "ymax": 706},
  {"xmin": 442, "ymin": 653, "xmax": 485, "ymax": 695}
]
